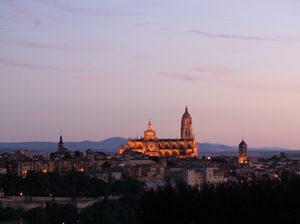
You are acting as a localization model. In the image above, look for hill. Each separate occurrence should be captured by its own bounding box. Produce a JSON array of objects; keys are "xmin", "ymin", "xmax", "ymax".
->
[
  {"xmin": 0, "ymin": 137, "xmax": 127, "ymax": 155},
  {"xmin": 0, "ymin": 137, "xmax": 294, "ymax": 157}
]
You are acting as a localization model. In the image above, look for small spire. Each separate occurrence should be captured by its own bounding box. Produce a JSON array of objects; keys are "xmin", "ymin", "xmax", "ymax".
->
[
  {"xmin": 148, "ymin": 120, "xmax": 152, "ymax": 130},
  {"xmin": 185, "ymin": 106, "xmax": 188, "ymax": 112},
  {"xmin": 59, "ymin": 135, "xmax": 63, "ymax": 144},
  {"xmin": 59, "ymin": 130, "xmax": 63, "ymax": 144}
]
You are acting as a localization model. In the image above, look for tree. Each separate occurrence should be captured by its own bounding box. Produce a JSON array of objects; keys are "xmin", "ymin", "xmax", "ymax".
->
[
  {"xmin": 0, "ymin": 207, "xmax": 23, "ymax": 222},
  {"xmin": 101, "ymin": 161, "xmax": 111, "ymax": 170},
  {"xmin": 64, "ymin": 152, "xmax": 72, "ymax": 159},
  {"xmin": 270, "ymin": 154, "xmax": 279, "ymax": 162},
  {"xmin": 75, "ymin": 151, "xmax": 81, "ymax": 158},
  {"xmin": 24, "ymin": 207, "xmax": 46, "ymax": 224},
  {"xmin": 279, "ymin": 152, "xmax": 287, "ymax": 158}
]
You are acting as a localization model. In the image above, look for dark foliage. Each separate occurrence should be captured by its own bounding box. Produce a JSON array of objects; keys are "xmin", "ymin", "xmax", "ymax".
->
[
  {"xmin": 74, "ymin": 150, "xmax": 81, "ymax": 158},
  {"xmin": 109, "ymin": 179, "xmax": 146, "ymax": 196},
  {"xmin": 101, "ymin": 161, "xmax": 111, "ymax": 169},
  {"xmin": 0, "ymin": 171, "xmax": 145, "ymax": 198},
  {"xmin": 137, "ymin": 177, "xmax": 300, "ymax": 224},
  {"xmin": 0, "ymin": 207, "xmax": 22, "ymax": 222},
  {"xmin": 0, "ymin": 171, "xmax": 96, "ymax": 197},
  {"xmin": 45, "ymin": 202, "xmax": 78, "ymax": 224},
  {"xmin": 24, "ymin": 206, "xmax": 46, "ymax": 224},
  {"xmin": 0, "ymin": 173, "xmax": 145, "ymax": 223},
  {"xmin": 80, "ymin": 194, "xmax": 140, "ymax": 224},
  {"xmin": 3, "ymin": 172, "xmax": 300, "ymax": 223}
]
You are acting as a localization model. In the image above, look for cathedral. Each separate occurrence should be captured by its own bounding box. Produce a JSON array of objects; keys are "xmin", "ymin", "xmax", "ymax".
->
[{"xmin": 119, "ymin": 107, "xmax": 198, "ymax": 158}]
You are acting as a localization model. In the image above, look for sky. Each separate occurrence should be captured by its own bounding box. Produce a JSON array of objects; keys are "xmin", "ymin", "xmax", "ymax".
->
[{"xmin": 1, "ymin": 0, "xmax": 300, "ymax": 149}]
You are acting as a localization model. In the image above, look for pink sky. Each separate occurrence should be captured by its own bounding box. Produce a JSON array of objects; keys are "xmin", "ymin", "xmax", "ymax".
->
[{"xmin": 1, "ymin": 0, "xmax": 300, "ymax": 149}]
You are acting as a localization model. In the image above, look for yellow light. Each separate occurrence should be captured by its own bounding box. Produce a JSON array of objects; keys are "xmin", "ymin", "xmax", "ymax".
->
[
  {"xmin": 20, "ymin": 192, "xmax": 23, "ymax": 196},
  {"xmin": 208, "ymin": 157, "xmax": 211, "ymax": 160}
]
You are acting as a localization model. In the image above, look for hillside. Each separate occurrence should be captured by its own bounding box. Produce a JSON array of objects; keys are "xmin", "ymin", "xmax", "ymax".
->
[{"xmin": 0, "ymin": 137, "xmax": 294, "ymax": 157}]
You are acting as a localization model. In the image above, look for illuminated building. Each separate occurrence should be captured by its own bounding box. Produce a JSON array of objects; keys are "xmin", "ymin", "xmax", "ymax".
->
[
  {"xmin": 238, "ymin": 139, "xmax": 248, "ymax": 164},
  {"xmin": 119, "ymin": 107, "xmax": 198, "ymax": 158}
]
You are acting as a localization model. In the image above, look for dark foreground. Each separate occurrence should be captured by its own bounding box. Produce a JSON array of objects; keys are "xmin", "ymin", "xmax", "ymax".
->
[{"xmin": 1, "ymin": 172, "xmax": 300, "ymax": 223}]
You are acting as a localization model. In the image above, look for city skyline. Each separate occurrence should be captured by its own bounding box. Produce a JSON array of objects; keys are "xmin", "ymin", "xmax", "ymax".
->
[{"xmin": 1, "ymin": 1, "xmax": 300, "ymax": 149}]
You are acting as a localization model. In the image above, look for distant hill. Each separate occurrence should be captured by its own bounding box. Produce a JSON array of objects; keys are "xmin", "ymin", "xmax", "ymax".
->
[
  {"xmin": 0, "ymin": 137, "xmax": 127, "ymax": 155},
  {"xmin": 197, "ymin": 143, "xmax": 292, "ymax": 153},
  {"xmin": 197, "ymin": 143, "xmax": 293, "ymax": 158},
  {"xmin": 0, "ymin": 137, "xmax": 293, "ymax": 156}
]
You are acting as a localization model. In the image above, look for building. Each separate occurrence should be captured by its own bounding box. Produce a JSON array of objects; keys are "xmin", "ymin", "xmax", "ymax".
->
[
  {"xmin": 238, "ymin": 139, "xmax": 248, "ymax": 164},
  {"xmin": 183, "ymin": 169, "xmax": 204, "ymax": 186},
  {"xmin": 183, "ymin": 166, "xmax": 226, "ymax": 186},
  {"xmin": 58, "ymin": 134, "xmax": 68, "ymax": 154},
  {"xmin": 119, "ymin": 107, "xmax": 198, "ymax": 158}
]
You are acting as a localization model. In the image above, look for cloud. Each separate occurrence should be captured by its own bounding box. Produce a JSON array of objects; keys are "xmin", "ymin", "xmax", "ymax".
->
[
  {"xmin": 160, "ymin": 66, "xmax": 300, "ymax": 93},
  {"xmin": 191, "ymin": 30, "xmax": 299, "ymax": 42},
  {"xmin": 225, "ymin": 79, "xmax": 300, "ymax": 93},
  {"xmin": 0, "ymin": 56, "xmax": 97, "ymax": 74},
  {"xmin": 34, "ymin": 0, "xmax": 132, "ymax": 16},
  {"xmin": 16, "ymin": 9, "xmax": 37, "ymax": 16},
  {"xmin": 70, "ymin": 38, "xmax": 121, "ymax": 47},
  {"xmin": 5, "ymin": 111, "xmax": 57, "ymax": 119},
  {"xmin": 129, "ymin": 55, "xmax": 163, "ymax": 60},
  {"xmin": 76, "ymin": 62, "xmax": 93, "ymax": 68},
  {"xmin": 1, "ymin": 39, "xmax": 82, "ymax": 51},
  {"xmin": 128, "ymin": 22, "xmax": 161, "ymax": 26},
  {"xmin": 75, "ymin": 75, "xmax": 102, "ymax": 80},
  {"xmin": 159, "ymin": 72, "xmax": 201, "ymax": 82},
  {"xmin": 192, "ymin": 67, "xmax": 241, "ymax": 76},
  {"xmin": 160, "ymin": 66, "xmax": 241, "ymax": 82}
]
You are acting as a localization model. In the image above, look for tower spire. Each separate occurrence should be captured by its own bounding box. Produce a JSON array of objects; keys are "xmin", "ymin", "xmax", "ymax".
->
[
  {"xmin": 59, "ymin": 134, "xmax": 63, "ymax": 144},
  {"xmin": 58, "ymin": 131, "xmax": 64, "ymax": 152},
  {"xmin": 148, "ymin": 120, "xmax": 152, "ymax": 130}
]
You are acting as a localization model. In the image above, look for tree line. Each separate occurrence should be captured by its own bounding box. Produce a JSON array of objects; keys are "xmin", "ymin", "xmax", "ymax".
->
[
  {"xmin": 0, "ymin": 194, "xmax": 140, "ymax": 224},
  {"xmin": 137, "ymin": 176, "xmax": 300, "ymax": 223},
  {"xmin": 0, "ymin": 171, "xmax": 145, "ymax": 223},
  {"xmin": 2, "ymin": 171, "xmax": 300, "ymax": 223},
  {"xmin": 0, "ymin": 170, "xmax": 144, "ymax": 198}
]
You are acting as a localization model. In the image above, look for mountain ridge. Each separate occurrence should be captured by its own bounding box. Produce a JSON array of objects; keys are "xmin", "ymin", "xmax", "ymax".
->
[{"xmin": 0, "ymin": 137, "xmax": 293, "ymax": 156}]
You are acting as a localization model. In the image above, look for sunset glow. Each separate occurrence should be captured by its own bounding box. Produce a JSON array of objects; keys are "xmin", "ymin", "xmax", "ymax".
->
[{"xmin": 1, "ymin": 1, "xmax": 300, "ymax": 149}]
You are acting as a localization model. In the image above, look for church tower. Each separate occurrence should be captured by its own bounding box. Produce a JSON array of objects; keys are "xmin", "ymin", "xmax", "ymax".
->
[
  {"xmin": 238, "ymin": 139, "xmax": 247, "ymax": 164},
  {"xmin": 181, "ymin": 106, "xmax": 193, "ymax": 139},
  {"xmin": 58, "ymin": 134, "xmax": 64, "ymax": 152}
]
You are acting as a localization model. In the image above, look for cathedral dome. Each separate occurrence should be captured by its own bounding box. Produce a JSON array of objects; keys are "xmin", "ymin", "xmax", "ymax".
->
[{"xmin": 144, "ymin": 121, "xmax": 157, "ymax": 140}]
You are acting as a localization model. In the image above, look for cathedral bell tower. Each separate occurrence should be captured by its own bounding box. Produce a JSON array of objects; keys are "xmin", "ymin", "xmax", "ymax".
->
[{"xmin": 181, "ymin": 106, "xmax": 193, "ymax": 139}]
